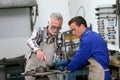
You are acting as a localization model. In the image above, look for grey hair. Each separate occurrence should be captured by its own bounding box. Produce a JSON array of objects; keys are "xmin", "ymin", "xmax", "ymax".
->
[{"xmin": 50, "ymin": 13, "xmax": 63, "ymax": 21}]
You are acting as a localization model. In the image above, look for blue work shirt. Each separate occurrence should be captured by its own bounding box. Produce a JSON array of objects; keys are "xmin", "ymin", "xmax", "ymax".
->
[{"xmin": 66, "ymin": 28, "xmax": 111, "ymax": 80}]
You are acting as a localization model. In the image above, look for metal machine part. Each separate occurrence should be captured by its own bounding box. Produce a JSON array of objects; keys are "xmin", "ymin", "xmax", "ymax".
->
[{"xmin": 0, "ymin": 0, "xmax": 37, "ymax": 8}]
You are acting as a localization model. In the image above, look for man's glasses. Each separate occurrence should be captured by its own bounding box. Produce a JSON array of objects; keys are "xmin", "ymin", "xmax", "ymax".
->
[{"xmin": 51, "ymin": 26, "xmax": 61, "ymax": 31}]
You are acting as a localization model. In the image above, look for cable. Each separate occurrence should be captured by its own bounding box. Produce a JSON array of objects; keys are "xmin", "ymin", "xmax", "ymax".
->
[
  {"xmin": 75, "ymin": 6, "xmax": 85, "ymax": 17},
  {"xmin": 68, "ymin": 0, "xmax": 72, "ymax": 17},
  {"xmin": 30, "ymin": 5, "xmax": 38, "ymax": 31}
]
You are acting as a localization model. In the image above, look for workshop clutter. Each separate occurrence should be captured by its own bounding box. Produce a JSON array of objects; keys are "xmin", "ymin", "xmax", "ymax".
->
[
  {"xmin": 53, "ymin": 59, "xmax": 69, "ymax": 70},
  {"xmin": 0, "ymin": 55, "xmax": 25, "ymax": 80}
]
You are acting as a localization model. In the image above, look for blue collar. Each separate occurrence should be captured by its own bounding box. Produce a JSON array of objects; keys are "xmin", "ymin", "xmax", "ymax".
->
[{"xmin": 81, "ymin": 27, "xmax": 91, "ymax": 39}]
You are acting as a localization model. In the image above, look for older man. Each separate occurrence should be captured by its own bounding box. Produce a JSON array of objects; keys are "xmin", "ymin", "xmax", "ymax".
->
[{"xmin": 25, "ymin": 13, "xmax": 66, "ymax": 80}]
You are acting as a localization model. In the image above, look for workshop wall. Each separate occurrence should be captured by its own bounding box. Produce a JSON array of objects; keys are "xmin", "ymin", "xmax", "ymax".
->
[
  {"xmin": 0, "ymin": 0, "xmax": 116, "ymax": 59},
  {"xmin": 35, "ymin": 0, "xmax": 71, "ymax": 32},
  {"xmin": 68, "ymin": 0, "xmax": 116, "ymax": 32},
  {"xmin": 36, "ymin": 0, "xmax": 116, "ymax": 32}
]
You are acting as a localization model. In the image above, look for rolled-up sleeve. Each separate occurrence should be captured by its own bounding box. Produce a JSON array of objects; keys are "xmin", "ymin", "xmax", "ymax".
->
[{"xmin": 27, "ymin": 28, "xmax": 42, "ymax": 52}]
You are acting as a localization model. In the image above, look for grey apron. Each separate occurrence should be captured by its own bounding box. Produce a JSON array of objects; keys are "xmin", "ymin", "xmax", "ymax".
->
[
  {"xmin": 25, "ymin": 42, "xmax": 59, "ymax": 80},
  {"xmin": 88, "ymin": 58, "xmax": 105, "ymax": 80}
]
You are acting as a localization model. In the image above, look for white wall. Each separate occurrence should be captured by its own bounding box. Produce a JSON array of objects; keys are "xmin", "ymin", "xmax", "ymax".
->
[
  {"xmin": 35, "ymin": 0, "xmax": 116, "ymax": 32},
  {"xmin": 68, "ymin": 0, "xmax": 116, "ymax": 32},
  {"xmin": 35, "ymin": 0, "xmax": 71, "ymax": 32},
  {"xmin": 0, "ymin": 0, "xmax": 116, "ymax": 59},
  {"xmin": 68, "ymin": 0, "xmax": 118, "ymax": 51}
]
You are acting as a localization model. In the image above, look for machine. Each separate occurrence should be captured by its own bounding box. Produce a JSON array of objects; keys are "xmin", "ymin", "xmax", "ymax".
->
[
  {"xmin": 95, "ymin": 0, "xmax": 120, "ymax": 79},
  {"xmin": 0, "ymin": 0, "xmax": 37, "ymax": 80}
]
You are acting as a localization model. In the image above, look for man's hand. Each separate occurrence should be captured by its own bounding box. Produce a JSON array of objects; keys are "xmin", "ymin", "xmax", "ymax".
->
[
  {"xmin": 63, "ymin": 67, "xmax": 71, "ymax": 73},
  {"xmin": 36, "ymin": 49, "xmax": 47, "ymax": 62},
  {"xmin": 63, "ymin": 69, "xmax": 71, "ymax": 73}
]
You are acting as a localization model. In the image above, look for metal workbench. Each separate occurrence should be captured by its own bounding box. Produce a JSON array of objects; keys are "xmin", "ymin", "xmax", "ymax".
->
[{"xmin": 23, "ymin": 69, "xmax": 89, "ymax": 80}]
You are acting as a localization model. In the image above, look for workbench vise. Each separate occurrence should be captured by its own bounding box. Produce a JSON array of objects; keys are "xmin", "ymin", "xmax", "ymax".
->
[{"xmin": 53, "ymin": 59, "xmax": 69, "ymax": 70}]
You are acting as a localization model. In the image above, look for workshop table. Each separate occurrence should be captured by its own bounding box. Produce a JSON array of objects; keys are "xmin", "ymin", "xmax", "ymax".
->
[
  {"xmin": 60, "ymin": 69, "xmax": 89, "ymax": 80},
  {"xmin": 110, "ymin": 60, "xmax": 120, "ymax": 80},
  {"xmin": 22, "ymin": 69, "xmax": 89, "ymax": 80}
]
